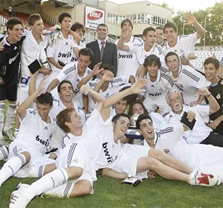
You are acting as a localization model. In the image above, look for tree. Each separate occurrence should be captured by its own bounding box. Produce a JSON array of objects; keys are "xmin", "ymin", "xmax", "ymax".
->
[{"xmin": 172, "ymin": 2, "xmax": 223, "ymax": 46}]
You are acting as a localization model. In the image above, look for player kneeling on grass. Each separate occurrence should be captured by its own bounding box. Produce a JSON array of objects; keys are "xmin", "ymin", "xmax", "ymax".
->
[{"xmin": 0, "ymin": 78, "xmax": 56, "ymax": 187}]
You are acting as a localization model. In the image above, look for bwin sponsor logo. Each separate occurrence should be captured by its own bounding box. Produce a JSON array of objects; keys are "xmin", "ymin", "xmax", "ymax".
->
[
  {"xmin": 102, "ymin": 142, "xmax": 114, "ymax": 163},
  {"xmin": 118, "ymin": 53, "xmax": 133, "ymax": 59},
  {"xmin": 58, "ymin": 51, "xmax": 72, "ymax": 58}
]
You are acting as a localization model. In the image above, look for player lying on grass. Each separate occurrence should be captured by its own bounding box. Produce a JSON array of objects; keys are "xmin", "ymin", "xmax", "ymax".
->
[
  {"xmin": 136, "ymin": 114, "xmax": 223, "ymax": 184},
  {"xmin": 9, "ymin": 80, "xmax": 220, "ymax": 208}
]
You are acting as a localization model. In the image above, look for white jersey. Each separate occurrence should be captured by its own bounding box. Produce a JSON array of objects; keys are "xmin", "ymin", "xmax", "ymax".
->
[
  {"xmin": 62, "ymin": 109, "xmax": 118, "ymax": 170},
  {"xmin": 129, "ymin": 43, "xmax": 168, "ymax": 73},
  {"xmin": 88, "ymin": 76, "xmax": 130, "ymax": 112},
  {"xmin": 49, "ymin": 98, "xmax": 86, "ymax": 149},
  {"xmin": 164, "ymin": 105, "xmax": 211, "ymax": 144},
  {"xmin": 116, "ymin": 36, "xmax": 143, "ymax": 77},
  {"xmin": 56, "ymin": 62, "xmax": 92, "ymax": 108},
  {"xmin": 18, "ymin": 31, "xmax": 49, "ymax": 104},
  {"xmin": 170, "ymin": 65, "xmax": 210, "ymax": 104},
  {"xmin": 73, "ymin": 38, "xmax": 86, "ymax": 61},
  {"xmin": 16, "ymin": 109, "xmax": 56, "ymax": 154},
  {"xmin": 143, "ymin": 70, "xmax": 173, "ymax": 114},
  {"xmin": 154, "ymin": 126, "xmax": 223, "ymax": 182},
  {"xmin": 47, "ymin": 31, "xmax": 76, "ymax": 73},
  {"xmin": 144, "ymin": 70, "xmax": 174, "ymax": 98},
  {"xmin": 50, "ymin": 98, "xmax": 86, "ymax": 122},
  {"xmin": 162, "ymin": 33, "xmax": 199, "ymax": 59}
]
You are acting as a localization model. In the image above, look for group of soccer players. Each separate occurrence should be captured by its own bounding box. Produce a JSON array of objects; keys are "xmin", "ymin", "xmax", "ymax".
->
[{"xmin": 0, "ymin": 11, "xmax": 223, "ymax": 208}]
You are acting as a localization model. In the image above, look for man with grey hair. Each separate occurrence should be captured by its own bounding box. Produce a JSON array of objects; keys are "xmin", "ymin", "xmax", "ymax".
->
[{"xmin": 164, "ymin": 88, "xmax": 223, "ymax": 147}]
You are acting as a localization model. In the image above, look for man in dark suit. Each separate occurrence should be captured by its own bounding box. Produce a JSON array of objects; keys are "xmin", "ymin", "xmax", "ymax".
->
[{"xmin": 86, "ymin": 24, "xmax": 117, "ymax": 76}]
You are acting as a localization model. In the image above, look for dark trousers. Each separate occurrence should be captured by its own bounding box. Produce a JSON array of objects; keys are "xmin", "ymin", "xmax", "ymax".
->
[{"xmin": 201, "ymin": 132, "xmax": 223, "ymax": 147}]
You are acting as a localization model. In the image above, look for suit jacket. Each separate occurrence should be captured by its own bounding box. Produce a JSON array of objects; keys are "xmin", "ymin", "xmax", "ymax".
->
[{"xmin": 86, "ymin": 40, "xmax": 117, "ymax": 76}]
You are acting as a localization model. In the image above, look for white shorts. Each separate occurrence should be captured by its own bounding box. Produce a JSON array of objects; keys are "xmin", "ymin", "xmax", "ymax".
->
[
  {"xmin": 44, "ymin": 171, "xmax": 93, "ymax": 198},
  {"xmin": 113, "ymin": 144, "xmax": 149, "ymax": 177},
  {"xmin": 56, "ymin": 143, "xmax": 96, "ymax": 181},
  {"xmin": 9, "ymin": 140, "xmax": 44, "ymax": 159},
  {"xmin": 9, "ymin": 140, "xmax": 55, "ymax": 178}
]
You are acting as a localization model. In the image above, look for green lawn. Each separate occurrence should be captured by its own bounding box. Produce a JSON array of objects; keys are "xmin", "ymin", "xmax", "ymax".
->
[{"xmin": 0, "ymin": 162, "xmax": 222, "ymax": 208}]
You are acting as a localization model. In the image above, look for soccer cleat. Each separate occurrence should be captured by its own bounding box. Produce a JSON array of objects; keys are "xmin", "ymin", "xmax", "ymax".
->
[
  {"xmin": 9, "ymin": 184, "xmax": 31, "ymax": 208},
  {"xmin": 194, "ymin": 172, "xmax": 220, "ymax": 187},
  {"xmin": 199, "ymin": 173, "xmax": 221, "ymax": 186}
]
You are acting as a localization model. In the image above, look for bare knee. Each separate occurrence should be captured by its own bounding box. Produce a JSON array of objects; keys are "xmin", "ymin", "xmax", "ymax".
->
[
  {"xmin": 21, "ymin": 151, "xmax": 31, "ymax": 162},
  {"xmin": 70, "ymin": 180, "xmax": 91, "ymax": 197},
  {"xmin": 43, "ymin": 163, "xmax": 56, "ymax": 175},
  {"xmin": 145, "ymin": 157, "xmax": 160, "ymax": 170},
  {"xmin": 66, "ymin": 167, "xmax": 83, "ymax": 180},
  {"xmin": 148, "ymin": 148, "xmax": 165, "ymax": 160}
]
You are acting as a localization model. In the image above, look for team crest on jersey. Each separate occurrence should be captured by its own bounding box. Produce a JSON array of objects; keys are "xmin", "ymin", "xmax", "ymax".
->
[
  {"xmin": 216, "ymin": 93, "xmax": 221, "ymax": 100},
  {"xmin": 73, "ymin": 158, "xmax": 79, "ymax": 163},
  {"xmin": 14, "ymin": 46, "xmax": 17, "ymax": 50}
]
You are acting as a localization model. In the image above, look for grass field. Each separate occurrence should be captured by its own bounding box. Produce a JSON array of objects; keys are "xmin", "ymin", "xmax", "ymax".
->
[{"xmin": 0, "ymin": 160, "xmax": 222, "ymax": 208}]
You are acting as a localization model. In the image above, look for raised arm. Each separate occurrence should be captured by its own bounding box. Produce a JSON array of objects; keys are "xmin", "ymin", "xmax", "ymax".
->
[
  {"xmin": 17, "ymin": 77, "xmax": 46, "ymax": 119},
  {"xmin": 77, "ymin": 62, "xmax": 102, "ymax": 89},
  {"xmin": 103, "ymin": 79, "xmax": 148, "ymax": 108},
  {"xmin": 46, "ymin": 78, "xmax": 60, "ymax": 92},
  {"xmin": 198, "ymin": 88, "xmax": 220, "ymax": 114},
  {"xmin": 117, "ymin": 28, "xmax": 131, "ymax": 52},
  {"xmin": 81, "ymin": 79, "xmax": 147, "ymax": 122},
  {"xmin": 28, "ymin": 71, "xmax": 38, "ymax": 96},
  {"xmin": 184, "ymin": 13, "xmax": 206, "ymax": 39},
  {"xmin": 94, "ymin": 70, "xmax": 114, "ymax": 93}
]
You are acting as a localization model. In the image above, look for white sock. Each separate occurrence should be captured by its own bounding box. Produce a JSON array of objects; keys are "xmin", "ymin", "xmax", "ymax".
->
[
  {"xmin": 4, "ymin": 103, "xmax": 16, "ymax": 132},
  {"xmin": 0, "ymin": 104, "xmax": 5, "ymax": 138},
  {"xmin": 24, "ymin": 168, "xmax": 68, "ymax": 200},
  {"xmin": 28, "ymin": 164, "xmax": 45, "ymax": 177},
  {"xmin": 0, "ymin": 146, "xmax": 8, "ymax": 160},
  {"xmin": 0, "ymin": 153, "xmax": 27, "ymax": 186}
]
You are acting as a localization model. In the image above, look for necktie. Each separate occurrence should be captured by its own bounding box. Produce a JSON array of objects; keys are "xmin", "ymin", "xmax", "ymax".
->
[{"xmin": 100, "ymin": 41, "xmax": 105, "ymax": 61}]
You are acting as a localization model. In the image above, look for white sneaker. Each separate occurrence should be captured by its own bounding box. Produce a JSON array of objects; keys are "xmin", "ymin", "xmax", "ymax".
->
[
  {"xmin": 190, "ymin": 171, "xmax": 220, "ymax": 187},
  {"xmin": 9, "ymin": 184, "xmax": 31, "ymax": 208}
]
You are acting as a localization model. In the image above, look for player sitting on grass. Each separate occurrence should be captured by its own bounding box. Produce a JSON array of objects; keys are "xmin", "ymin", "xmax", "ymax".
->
[
  {"xmin": 0, "ymin": 78, "xmax": 56, "ymax": 187},
  {"xmin": 9, "ymin": 80, "xmax": 220, "ymax": 208},
  {"xmin": 136, "ymin": 114, "xmax": 222, "ymax": 184}
]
